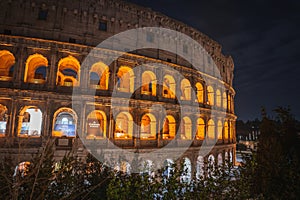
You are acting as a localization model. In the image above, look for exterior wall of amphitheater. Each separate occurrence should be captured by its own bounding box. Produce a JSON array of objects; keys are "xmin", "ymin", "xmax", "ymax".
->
[{"xmin": 0, "ymin": 0, "xmax": 236, "ymax": 174}]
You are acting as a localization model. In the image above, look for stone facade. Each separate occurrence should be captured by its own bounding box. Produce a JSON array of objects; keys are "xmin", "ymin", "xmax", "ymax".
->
[{"xmin": 0, "ymin": 0, "xmax": 236, "ymax": 174}]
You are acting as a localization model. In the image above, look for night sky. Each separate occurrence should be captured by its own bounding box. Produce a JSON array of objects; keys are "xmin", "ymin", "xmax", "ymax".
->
[{"xmin": 126, "ymin": 0, "xmax": 300, "ymax": 121}]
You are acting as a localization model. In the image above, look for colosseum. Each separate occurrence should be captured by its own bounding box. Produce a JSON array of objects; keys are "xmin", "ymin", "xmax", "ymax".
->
[{"xmin": 0, "ymin": 0, "xmax": 236, "ymax": 175}]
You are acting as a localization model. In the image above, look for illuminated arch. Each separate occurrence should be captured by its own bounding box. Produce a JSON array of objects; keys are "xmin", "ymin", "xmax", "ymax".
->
[
  {"xmin": 120, "ymin": 161, "xmax": 131, "ymax": 174},
  {"xmin": 195, "ymin": 82, "xmax": 204, "ymax": 103},
  {"xmin": 225, "ymin": 152, "xmax": 229, "ymax": 161},
  {"xmin": 180, "ymin": 78, "xmax": 191, "ymax": 100},
  {"xmin": 196, "ymin": 118, "xmax": 205, "ymax": 140},
  {"xmin": 207, "ymin": 119, "xmax": 215, "ymax": 139},
  {"xmin": 18, "ymin": 106, "xmax": 42, "ymax": 137},
  {"xmin": 0, "ymin": 104, "xmax": 8, "ymax": 136},
  {"xmin": 141, "ymin": 70, "xmax": 157, "ymax": 96},
  {"xmin": 181, "ymin": 157, "xmax": 192, "ymax": 183},
  {"xmin": 115, "ymin": 112, "xmax": 133, "ymax": 139},
  {"xmin": 229, "ymin": 151, "xmax": 233, "ymax": 163},
  {"xmin": 207, "ymin": 154, "xmax": 215, "ymax": 174},
  {"xmin": 52, "ymin": 107, "xmax": 77, "ymax": 137},
  {"xmin": 216, "ymin": 89, "xmax": 221, "ymax": 107},
  {"xmin": 208, "ymin": 154, "xmax": 215, "ymax": 164},
  {"xmin": 141, "ymin": 160, "xmax": 154, "ymax": 177},
  {"xmin": 162, "ymin": 115, "xmax": 176, "ymax": 139},
  {"xmin": 222, "ymin": 92, "xmax": 227, "ymax": 110},
  {"xmin": 163, "ymin": 159, "xmax": 174, "ymax": 178},
  {"xmin": 0, "ymin": 50, "xmax": 15, "ymax": 80},
  {"xmin": 180, "ymin": 116, "xmax": 192, "ymax": 140},
  {"xmin": 89, "ymin": 62, "xmax": 109, "ymax": 90},
  {"xmin": 140, "ymin": 113, "xmax": 156, "ymax": 139},
  {"xmin": 207, "ymin": 86, "xmax": 214, "ymax": 105},
  {"xmin": 162, "ymin": 75, "xmax": 176, "ymax": 99},
  {"xmin": 86, "ymin": 110, "xmax": 107, "ymax": 139},
  {"xmin": 115, "ymin": 161, "xmax": 131, "ymax": 174},
  {"xmin": 218, "ymin": 153, "xmax": 223, "ymax": 166},
  {"xmin": 224, "ymin": 121, "xmax": 229, "ymax": 140},
  {"xmin": 217, "ymin": 120, "xmax": 223, "ymax": 140},
  {"xmin": 56, "ymin": 56, "xmax": 80, "ymax": 87},
  {"xmin": 196, "ymin": 156, "xmax": 204, "ymax": 179},
  {"xmin": 24, "ymin": 54, "xmax": 48, "ymax": 84},
  {"xmin": 117, "ymin": 66, "xmax": 134, "ymax": 93}
]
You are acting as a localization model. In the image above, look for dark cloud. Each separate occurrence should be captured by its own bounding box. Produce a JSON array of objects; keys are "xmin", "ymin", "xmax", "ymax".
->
[{"xmin": 126, "ymin": 0, "xmax": 300, "ymax": 120}]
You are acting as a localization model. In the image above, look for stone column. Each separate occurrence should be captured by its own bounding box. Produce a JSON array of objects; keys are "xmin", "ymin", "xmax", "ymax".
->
[
  {"xmin": 80, "ymin": 65, "xmax": 89, "ymax": 91},
  {"xmin": 43, "ymin": 100, "xmax": 51, "ymax": 137},
  {"xmin": 134, "ymin": 67, "xmax": 142, "ymax": 98},
  {"xmin": 108, "ymin": 107, "xmax": 114, "ymax": 140},
  {"xmin": 157, "ymin": 114, "xmax": 163, "ymax": 148},
  {"xmin": 48, "ymin": 47, "xmax": 58, "ymax": 90},
  {"xmin": 133, "ymin": 111, "xmax": 140, "ymax": 148},
  {"xmin": 14, "ymin": 44, "xmax": 25, "ymax": 88},
  {"xmin": 108, "ymin": 60, "xmax": 117, "ymax": 91},
  {"xmin": 156, "ymin": 68, "xmax": 163, "ymax": 99},
  {"xmin": 204, "ymin": 118, "xmax": 208, "ymax": 145},
  {"xmin": 191, "ymin": 115, "xmax": 197, "ymax": 140},
  {"xmin": 7, "ymin": 99, "xmax": 17, "ymax": 137},
  {"xmin": 191, "ymin": 83, "xmax": 197, "ymax": 104}
]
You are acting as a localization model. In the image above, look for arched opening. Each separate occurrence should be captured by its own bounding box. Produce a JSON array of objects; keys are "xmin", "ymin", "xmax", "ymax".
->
[
  {"xmin": 52, "ymin": 108, "xmax": 77, "ymax": 137},
  {"xmin": 0, "ymin": 104, "xmax": 8, "ymax": 136},
  {"xmin": 114, "ymin": 161, "xmax": 131, "ymax": 174},
  {"xmin": 225, "ymin": 152, "xmax": 229, "ymax": 161},
  {"xmin": 163, "ymin": 159, "xmax": 174, "ymax": 178},
  {"xmin": 56, "ymin": 56, "xmax": 80, "ymax": 87},
  {"xmin": 114, "ymin": 112, "xmax": 133, "ymax": 139},
  {"xmin": 229, "ymin": 151, "xmax": 233, "ymax": 163},
  {"xmin": 14, "ymin": 162, "xmax": 31, "ymax": 178},
  {"xmin": 196, "ymin": 156, "xmax": 204, "ymax": 179},
  {"xmin": 120, "ymin": 161, "xmax": 131, "ymax": 174},
  {"xmin": 140, "ymin": 160, "xmax": 154, "ymax": 177},
  {"xmin": 180, "ymin": 78, "xmax": 191, "ymax": 100},
  {"xmin": 141, "ymin": 71, "xmax": 156, "ymax": 96},
  {"xmin": 223, "ymin": 92, "xmax": 227, "ymax": 110},
  {"xmin": 18, "ymin": 106, "xmax": 42, "ymax": 137},
  {"xmin": 35, "ymin": 66, "xmax": 47, "ymax": 79},
  {"xmin": 224, "ymin": 121, "xmax": 229, "ymax": 140},
  {"xmin": 162, "ymin": 115, "xmax": 176, "ymax": 139},
  {"xmin": 162, "ymin": 75, "xmax": 176, "ymax": 99},
  {"xmin": 207, "ymin": 154, "xmax": 215, "ymax": 175},
  {"xmin": 196, "ymin": 118, "xmax": 205, "ymax": 140},
  {"xmin": 140, "ymin": 113, "xmax": 156, "ymax": 139},
  {"xmin": 0, "ymin": 50, "xmax": 15, "ymax": 81},
  {"xmin": 216, "ymin": 89, "xmax": 221, "ymax": 107},
  {"xmin": 217, "ymin": 120, "xmax": 223, "ymax": 140},
  {"xmin": 195, "ymin": 82, "xmax": 204, "ymax": 103},
  {"xmin": 180, "ymin": 116, "xmax": 192, "ymax": 140},
  {"xmin": 207, "ymin": 86, "xmax": 214, "ymax": 105},
  {"xmin": 218, "ymin": 153, "xmax": 223, "ymax": 166},
  {"xmin": 86, "ymin": 110, "xmax": 106, "ymax": 139},
  {"xmin": 24, "ymin": 54, "xmax": 48, "ymax": 84},
  {"xmin": 90, "ymin": 72, "xmax": 99, "ymax": 86},
  {"xmin": 207, "ymin": 119, "xmax": 215, "ymax": 140},
  {"xmin": 181, "ymin": 157, "xmax": 192, "ymax": 183},
  {"xmin": 117, "ymin": 66, "xmax": 134, "ymax": 93},
  {"xmin": 89, "ymin": 62, "xmax": 109, "ymax": 90},
  {"xmin": 64, "ymin": 77, "xmax": 74, "ymax": 86}
]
